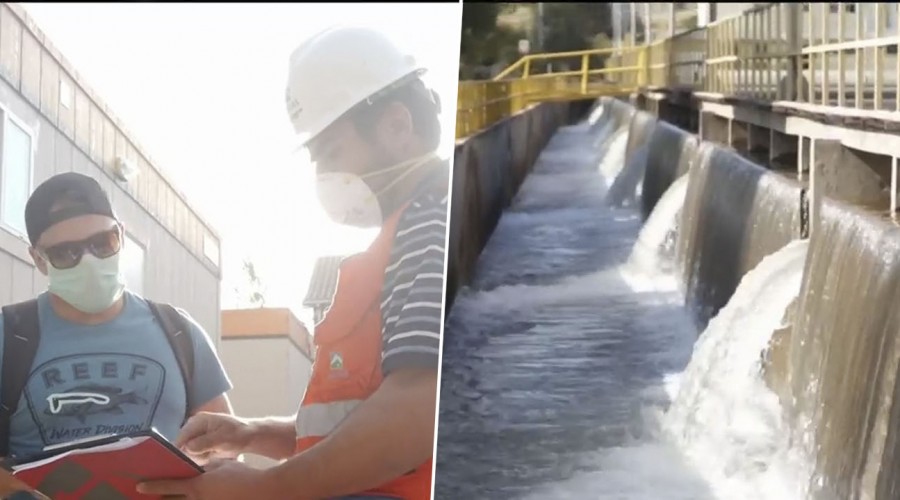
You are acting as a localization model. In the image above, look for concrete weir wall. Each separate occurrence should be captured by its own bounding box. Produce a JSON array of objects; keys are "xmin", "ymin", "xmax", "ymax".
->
[
  {"xmin": 446, "ymin": 100, "xmax": 592, "ymax": 312},
  {"xmin": 609, "ymin": 101, "xmax": 805, "ymax": 328},
  {"xmin": 785, "ymin": 199, "xmax": 900, "ymax": 499},
  {"xmin": 608, "ymin": 94, "xmax": 900, "ymax": 500}
]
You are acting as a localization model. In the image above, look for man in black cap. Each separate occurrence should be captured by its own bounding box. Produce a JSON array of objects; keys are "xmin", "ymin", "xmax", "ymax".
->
[{"xmin": 0, "ymin": 172, "xmax": 234, "ymax": 498}]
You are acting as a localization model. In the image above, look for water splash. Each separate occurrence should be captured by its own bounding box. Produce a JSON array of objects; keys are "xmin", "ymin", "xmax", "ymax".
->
[
  {"xmin": 607, "ymin": 142, "xmax": 648, "ymax": 208},
  {"xmin": 438, "ymin": 100, "xmax": 815, "ymax": 500},
  {"xmin": 627, "ymin": 174, "xmax": 690, "ymax": 276},
  {"xmin": 587, "ymin": 102, "xmax": 607, "ymax": 125},
  {"xmin": 597, "ymin": 127, "xmax": 630, "ymax": 184},
  {"xmin": 436, "ymin": 103, "xmax": 703, "ymax": 500},
  {"xmin": 520, "ymin": 443, "xmax": 715, "ymax": 500},
  {"xmin": 664, "ymin": 239, "xmax": 812, "ymax": 500}
]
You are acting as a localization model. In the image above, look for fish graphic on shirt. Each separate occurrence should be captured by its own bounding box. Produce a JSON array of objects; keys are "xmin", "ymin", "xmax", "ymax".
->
[{"xmin": 45, "ymin": 384, "xmax": 148, "ymax": 423}]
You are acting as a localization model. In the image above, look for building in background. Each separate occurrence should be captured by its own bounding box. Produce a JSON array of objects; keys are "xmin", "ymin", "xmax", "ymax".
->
[
  {"xmin": 220, "ymin": 307, "xmax": 314, "ymax": 467},
  {"xmin": 0, "ymin": 3, "xmax": 222, "ymax": 339},
  {"xmin": 303, "ymin": 255, "xmax": 343, "ymax": 325}
]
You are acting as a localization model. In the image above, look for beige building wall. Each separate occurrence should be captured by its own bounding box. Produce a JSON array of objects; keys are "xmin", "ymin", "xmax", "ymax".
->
[
  {"xmin": 0, "ymin": 3, "xmax": 222, "ymax": 339},
  {"xmin": 220, "ymin": 308, "xmax": 314, "ymax": 468}
]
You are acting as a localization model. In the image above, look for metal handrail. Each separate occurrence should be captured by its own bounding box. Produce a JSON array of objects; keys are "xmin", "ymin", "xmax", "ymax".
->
[{"xmin": 457, "ymin": 3, "xmax": 900, "ymax": 139}]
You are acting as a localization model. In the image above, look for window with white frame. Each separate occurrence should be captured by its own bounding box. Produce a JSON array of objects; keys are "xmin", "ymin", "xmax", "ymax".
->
[
  {"xmin": 59, "ymin": 80, "xmax": 72, "ymax": 110},
  {"xmin": 121, "ymin": 233, "xmax": 146, "ymax": 296},
  {"xmin": 0, "ymin": 113, "xmax": 34, "ymax": 238},
  {"xmin": 203, "ymin": 233, "xmax": 220, "ymax": 267}
]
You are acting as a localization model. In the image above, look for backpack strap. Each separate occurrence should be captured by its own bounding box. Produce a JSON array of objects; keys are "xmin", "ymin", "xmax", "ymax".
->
[
  {"xmin": 146, "ymin": 301, "xmax": 195, "ymax": 422},
  {"xmin": 0, "ymin": 300, "xmax": 41, "ymax": 458}
]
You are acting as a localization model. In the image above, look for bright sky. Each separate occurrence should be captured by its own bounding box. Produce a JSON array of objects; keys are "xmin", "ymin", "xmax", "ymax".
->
[{"xmin": 22, "ymin": 2, "xmax": 462, "ymax": 323}]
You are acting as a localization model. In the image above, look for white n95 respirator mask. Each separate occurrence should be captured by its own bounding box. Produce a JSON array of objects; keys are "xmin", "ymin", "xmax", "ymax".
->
[{"xmin": 315, "ymin": 152, "xmax": 437, "ymax": 227}]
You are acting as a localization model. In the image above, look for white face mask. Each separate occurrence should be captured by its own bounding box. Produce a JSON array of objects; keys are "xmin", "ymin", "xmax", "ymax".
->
[
  {"xmin": 315, "ymin": 151, "xmax": 437, "ymax": 228},
  {"xmin": 47, "ymin": 253, "xmax": 127, "ymax": 314}
]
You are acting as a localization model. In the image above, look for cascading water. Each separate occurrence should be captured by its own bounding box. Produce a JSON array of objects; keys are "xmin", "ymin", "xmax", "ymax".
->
[
  {"xmin": 587, "ymin": 102, "xmax": 607, "ymax": 126},
  {"xmin": 437, "ymin": 115, "xmax": 703, "ymax": 500},
  {"xmin": 664, "ymin": 239, "xmax": 812, "ymax": 500},
  {"xmin": 436, "ymin": 102, "xmax": 815, "ymax": 500},
  {"xmin": 675, "ymin": 147, "xmax": 803, "ymax": 328},
  {"xmin": 627, "ymin": 173, "xmax": 689, "ymax": 276},
  {"xmin": 597, "ymin": 127, "xmax": 629, "ymax": 184}
]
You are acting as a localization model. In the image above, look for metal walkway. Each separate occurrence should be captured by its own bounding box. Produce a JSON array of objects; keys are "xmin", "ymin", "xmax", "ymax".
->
[{"xmin": 457, "ymin": 3, "xmax": 900, "ymax": 139}]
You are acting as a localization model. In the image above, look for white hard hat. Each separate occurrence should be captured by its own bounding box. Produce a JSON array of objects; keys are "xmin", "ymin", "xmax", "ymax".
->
[{"xmin": 285, "ymin": 26, "xmax": 425, "ymax": 146}]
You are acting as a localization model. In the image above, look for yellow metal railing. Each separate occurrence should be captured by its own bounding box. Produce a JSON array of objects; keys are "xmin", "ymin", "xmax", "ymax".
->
[
  {"xmin": 457, "ymin": 3, "xmax": 900, "ymax": 139},
  {"xmin": 456, "ymin": 46, "xmax": 648, "ymax": 138}
]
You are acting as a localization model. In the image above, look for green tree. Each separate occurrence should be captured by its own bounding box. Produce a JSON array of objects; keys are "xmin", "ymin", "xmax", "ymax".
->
[
  {"xmin": 459, "ymin": 2, "xmax": 626, "ymax": 79},
  {"xmin": 460, "ymin": 3, "xmax": 500, "ymax": 66},
  {"xmin": 540, "ymin": 3, "xmax": 614, "ymax": 71},
  {"xmin": 543, "ymin": 3, "xmax": 612, "ymax": 53},
  {"xmin": 459, "ymin": 3, "xmax": 524, "ymax": 79},
  {"xmin": 233, "ymin": 258, "xmax": 266, "ymax": 308}
]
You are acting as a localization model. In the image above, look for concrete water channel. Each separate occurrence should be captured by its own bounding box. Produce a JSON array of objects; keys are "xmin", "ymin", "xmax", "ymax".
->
[{"xmin": 438, "ymin": 95, "xmax": 900, "ymax": 500}]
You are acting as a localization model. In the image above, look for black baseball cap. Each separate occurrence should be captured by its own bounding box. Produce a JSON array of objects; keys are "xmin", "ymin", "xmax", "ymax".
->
[{"xmin": 24, "ymin": 172, "xmax": 117, "ymax": 246}]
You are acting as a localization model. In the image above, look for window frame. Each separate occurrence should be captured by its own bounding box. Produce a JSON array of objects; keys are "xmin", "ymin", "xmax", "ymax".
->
[
  {"xmin": 0, "ymin": 106, "xmax": 36, "ymax": 242},
  {"xmin": 202, "ymin": 233, "xmax": 220, "ymax": 267},
  {"xmin": 59, "ymin": 79, "xmax": 73, "ymax": 110},
  {"xmin": 121, "ymin": 230, "xmax": 147, "ymax": 296},
  {"xmin": 801, "ymin": 3, "xmax": 856, "ymax": 13}
]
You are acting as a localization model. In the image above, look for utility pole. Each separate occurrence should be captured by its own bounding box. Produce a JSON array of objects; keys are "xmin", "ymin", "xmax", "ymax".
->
[
  {"xmin": 536, "ymin": 2, "xmax": 545, "ymax": 52},
  {"xmin": 533, "ymin": 2, "xmax": 549, "ymax": 72},
  {"xmin": 669, "ymin": 3, "xmax": 676, "ymax": 37},
  {"xmin": 698, "ymin": 3, "xmax": 715, "ymax": 27},
  {"xmin": 612, "ymin": 3, "xmax": 622, "ymax": 48},
  {"xmin": 785, "ymin": 2, "xmax": 801, "ymax": 101},
  {"xmin": 630, "ymin": 3, "xmax": 637, "ymax": 47},
  {"xmin": 644, "ymin": 3, "xmax": 652, "ymax": 44}
]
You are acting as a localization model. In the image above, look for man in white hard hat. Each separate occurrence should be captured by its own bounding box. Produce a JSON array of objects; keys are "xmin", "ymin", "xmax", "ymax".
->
[{"xmin": 139, "ymin": 25, "xmax": 447, "ymax": 500}]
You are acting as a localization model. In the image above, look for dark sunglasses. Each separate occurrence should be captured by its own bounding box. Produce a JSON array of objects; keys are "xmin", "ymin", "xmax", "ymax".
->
[{"xmin": 38, "ymin": 226, "xmax": 123, "ymax": 270}]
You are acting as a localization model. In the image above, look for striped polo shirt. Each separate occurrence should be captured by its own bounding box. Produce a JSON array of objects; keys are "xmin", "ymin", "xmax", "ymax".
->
[{"xmin": 380, "ymin": 159, "xmax": 449, "ymax": 374}]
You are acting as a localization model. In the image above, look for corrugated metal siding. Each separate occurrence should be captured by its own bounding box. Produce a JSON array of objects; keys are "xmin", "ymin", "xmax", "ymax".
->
[
  {"xmin": 0, "ymin": 3, "xmax": 221, "ymax": 269},
  {"xmin": 303, "ymin": 255, "xmax": 344, "ymax": 307},
  {"xmin": 0, "ymin": 4, "xmax": 222, "ymax": 339}
]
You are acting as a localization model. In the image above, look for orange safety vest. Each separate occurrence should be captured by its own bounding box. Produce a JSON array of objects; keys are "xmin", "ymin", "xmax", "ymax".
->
[{"xmin": 294, "ymin": 202, "xmax": 433, "ymax": 500}]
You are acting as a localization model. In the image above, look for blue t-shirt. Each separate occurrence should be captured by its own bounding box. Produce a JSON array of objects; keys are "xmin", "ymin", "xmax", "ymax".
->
[{"xmin": 0, "ymin": 291, "xmax": 232, "ymax": 462}]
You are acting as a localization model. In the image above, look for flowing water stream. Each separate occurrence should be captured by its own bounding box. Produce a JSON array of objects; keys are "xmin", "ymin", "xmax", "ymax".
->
[{"xmin": 435, "ymin": 110, "xmax": 812, "ymax": 499}]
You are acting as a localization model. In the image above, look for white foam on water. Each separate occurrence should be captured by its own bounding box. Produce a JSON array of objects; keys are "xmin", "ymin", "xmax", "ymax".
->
[
  {"xmin": 587, "ymin": 102, "xmax": 607, "ymax": 125},
  {"xmin": 664, "ymin": 239, "xmax": 812, "ymax": 500},
  {"xmin": 512, "ymin": 118, "xmax": 624, "ymax": 211},
  {"xmin": 598, "ymin": 128, "xmax": 630, "ymax": 185},
  {"xmin": 626, "ymin": 174, "xmax": 690, "ymax": 276},
  {"xmin": 443, "ymin": 102, "xmax": 815, "ymax": 500},
  {"xmin": 457, "ymin": 263, "xmax": 674, "ymax": 317},
  {"xmin": 568, "ymin": 106, "xmax": 814, "ymax": 500},
  {"xmin": 521, "ymin": 443, "xmax": 716, "ymax": 500}
]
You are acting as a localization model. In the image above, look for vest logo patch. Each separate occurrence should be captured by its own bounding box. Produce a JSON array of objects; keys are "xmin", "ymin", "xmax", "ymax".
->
[{"xmin": 330, "ymin": 352, "xmax": 344, "ymax": 370}]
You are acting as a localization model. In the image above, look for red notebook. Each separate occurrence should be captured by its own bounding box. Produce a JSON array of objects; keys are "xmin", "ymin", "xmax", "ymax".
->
[{"xmin": 8, "ymin": 429, "xmax": 202, "ymax": 499}]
